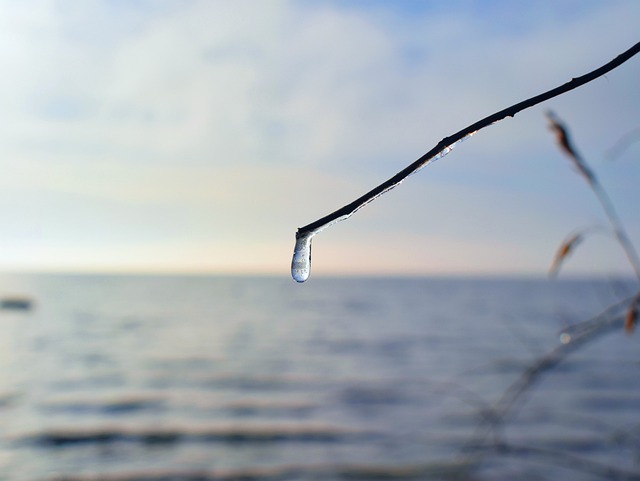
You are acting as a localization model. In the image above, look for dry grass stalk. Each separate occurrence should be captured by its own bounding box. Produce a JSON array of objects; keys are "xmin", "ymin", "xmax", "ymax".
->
[
  {"xmin": 545, "ymin": 111, "xmax": 595, "ymax": 183},
  {"xmin": 545, "ymin": 111, "xmax": 640, "ymax": 280},
  {"xmin": 548, "ymin": 232, "xmax": 583, "ymax": 278},
  {"xmin": 625, "ymin": 293, "xmax": 640, "ymax": 334}
]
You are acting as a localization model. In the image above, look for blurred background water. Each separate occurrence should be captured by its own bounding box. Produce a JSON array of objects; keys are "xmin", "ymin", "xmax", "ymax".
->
[{"xmin": 0, "ymin": 274, "xmax": 638, "ymax": 480}]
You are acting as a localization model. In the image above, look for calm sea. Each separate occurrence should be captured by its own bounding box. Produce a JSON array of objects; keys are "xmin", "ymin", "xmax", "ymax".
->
[{"xmin": 0, "ymin": 274, "xmax": 638, "ymax": 481}]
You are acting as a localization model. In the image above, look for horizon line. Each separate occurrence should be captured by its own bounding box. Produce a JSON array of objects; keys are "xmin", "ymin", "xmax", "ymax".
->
[{"xmin": 0, "ymin": 268, "xmax": 635, "ymax": 282}]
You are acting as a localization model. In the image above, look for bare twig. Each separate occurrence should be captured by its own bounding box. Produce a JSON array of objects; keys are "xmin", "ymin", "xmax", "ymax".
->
[{"xmin": 292, "ymin": 41, "xmax": 640, "ymax": 281}]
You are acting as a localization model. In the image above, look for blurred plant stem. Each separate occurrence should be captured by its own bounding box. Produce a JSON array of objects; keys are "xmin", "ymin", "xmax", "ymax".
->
[{"xmin": 547, "ymin": 111, "xmax": 640, "ymax": 280}]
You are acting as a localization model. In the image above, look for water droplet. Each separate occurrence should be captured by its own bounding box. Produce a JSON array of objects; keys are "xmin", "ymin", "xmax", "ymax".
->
[
  {"xmin": 291, "ymin": 233, "xmax": 313, "ymax": 282},
  {"xmin": 559, "ymin": 333, "xmax": 571, "ymax": 344}
]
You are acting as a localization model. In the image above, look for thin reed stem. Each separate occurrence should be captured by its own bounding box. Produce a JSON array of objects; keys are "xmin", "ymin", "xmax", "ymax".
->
[
  {"xmin": 590, "ymin": 177, "xmax": 640, "ymax": 279},
  {"xmin": 547, "ymin": 111, "xmax": 640, "ymax": 280}
]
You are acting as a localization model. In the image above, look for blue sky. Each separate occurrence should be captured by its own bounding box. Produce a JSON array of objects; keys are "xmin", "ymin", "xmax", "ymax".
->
[{"xmin": 0, "ymin": 0, "xmax": 639, "ymax": 277}]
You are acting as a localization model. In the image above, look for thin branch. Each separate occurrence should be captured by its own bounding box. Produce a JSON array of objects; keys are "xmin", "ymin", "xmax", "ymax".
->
[{"xmin": 295, "ymin": 42, "xmax": 640, "ymax": 238}]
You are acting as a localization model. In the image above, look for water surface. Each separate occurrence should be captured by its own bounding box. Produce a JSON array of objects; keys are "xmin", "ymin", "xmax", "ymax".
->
[{"xmin": 0, "ymin": 275, "xmax": 637, "ymax": 480}]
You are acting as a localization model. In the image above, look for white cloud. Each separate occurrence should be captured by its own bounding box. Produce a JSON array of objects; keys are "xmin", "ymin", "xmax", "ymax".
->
[{"xmin": 0, "ymin": 0, "xmax": 638, "ymax": 274}]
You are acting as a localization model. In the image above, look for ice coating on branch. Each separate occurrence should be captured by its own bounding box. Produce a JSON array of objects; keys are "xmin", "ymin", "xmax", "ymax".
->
[
  {"xmin": 291, "ymin": 233, "xmax": 313, "ymax": 282},
  {"xmin": 290, "ymin": 132, "xmax": 477, "ymax": 282},
  {"xmin": 412, "ymin": 131, "xmax": 476, "ymax": 175}
]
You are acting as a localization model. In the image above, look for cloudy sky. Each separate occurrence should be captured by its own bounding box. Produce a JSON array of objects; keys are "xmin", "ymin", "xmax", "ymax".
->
[{"xmin": 0, "ymin": 0, "xmax": 639, "ymax": 278}]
